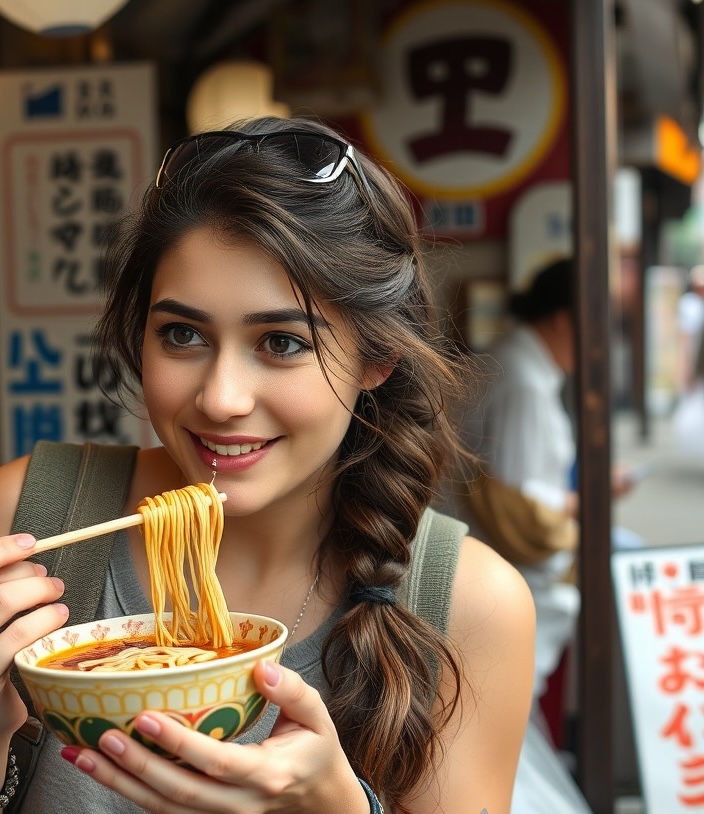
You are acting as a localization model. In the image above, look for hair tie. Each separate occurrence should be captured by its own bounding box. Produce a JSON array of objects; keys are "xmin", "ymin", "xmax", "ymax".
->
[{"xmin": 350, "ymin": 585, "xmax": 397, "ymax": 606}]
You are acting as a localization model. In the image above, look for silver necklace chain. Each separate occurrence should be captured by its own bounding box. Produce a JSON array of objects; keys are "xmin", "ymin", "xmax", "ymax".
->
[
  {"xmin": 288, "ymin": 571, "xmax": 320, "ymax": 642},
  {"xmin": 211, "ymin": 466, "xmax": 317, "ymax": 645}
]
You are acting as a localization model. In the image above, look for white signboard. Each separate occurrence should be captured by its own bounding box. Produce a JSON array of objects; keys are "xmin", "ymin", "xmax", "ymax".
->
[
  {"xmin": 613, "ymin": 545, "xmax": 704, "ymax": 812},
  {"xmin": 360, "ymin": 0, "xmax": 565, "ymax": 200},
  {"xmin": 0, "ymin": 63, "xmax": 157, "ymax": 461},
  {"xmin": 509, "ymin": 180, "xmax": 572, "ymax": 290}
]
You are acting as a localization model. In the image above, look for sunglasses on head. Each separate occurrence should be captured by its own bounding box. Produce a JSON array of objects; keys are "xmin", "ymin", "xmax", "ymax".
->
[{"xmin": 155, "ymin": 129, "xmax": 373, "ymax": 200}]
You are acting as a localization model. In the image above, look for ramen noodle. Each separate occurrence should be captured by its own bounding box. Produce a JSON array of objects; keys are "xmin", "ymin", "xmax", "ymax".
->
[
  {"xmin": 76, "ymin": 644, "xmax": 216, "ymax": 671},
  {"xmin": 138, "ymin": 482, "xmax": 234, "ymax": 649},
  {"xmin": 37, "ymin": 635, "xmax": 258, "ymax": 672},
  {"xmin": 36, "ymin": 483, "xmax": 237, "ymax": 673}
]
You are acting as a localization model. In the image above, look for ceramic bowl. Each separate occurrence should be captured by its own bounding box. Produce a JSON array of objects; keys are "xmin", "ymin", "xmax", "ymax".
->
[{"xmin": 14, "ymin": 612, "xmax": 287, "ymax": 753}]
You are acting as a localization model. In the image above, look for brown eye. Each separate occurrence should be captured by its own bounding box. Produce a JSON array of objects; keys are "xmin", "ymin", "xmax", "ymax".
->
[
  {"xmin": 269, "ymin": 335, "xmax": 293, "ymax": 354},
  {"xmin": 171, "ymin": 325, "xmax": 196, "ymax": 345},
  {"xmin": 157, "ymin": 323, "xmax": 206, "ymax": 348},
  {"xmin": 261, "ymin": 333, "xmax": 310, "ymax": 358}
]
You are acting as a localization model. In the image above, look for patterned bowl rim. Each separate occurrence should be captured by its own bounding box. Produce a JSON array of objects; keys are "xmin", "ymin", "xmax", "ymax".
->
[{"xmin": 14, "ymin": 611, "xmax": 288, "ymax": 680}]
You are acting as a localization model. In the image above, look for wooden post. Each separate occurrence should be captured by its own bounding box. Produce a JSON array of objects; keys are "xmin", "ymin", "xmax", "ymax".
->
[{"xmin": 570, "ymin": 0, "xmax": 616, "ymax": 811}]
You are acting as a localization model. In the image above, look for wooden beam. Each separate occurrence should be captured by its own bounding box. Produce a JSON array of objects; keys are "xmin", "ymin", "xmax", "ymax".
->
[{"xmin": 570, "ymin": 0, "xmax": 616, "ymax": 811}]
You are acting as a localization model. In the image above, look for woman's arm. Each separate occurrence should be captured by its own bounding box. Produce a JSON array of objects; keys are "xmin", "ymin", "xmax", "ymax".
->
[{"xmin": 404, "ymin": 535, "xmax": 536, "ymax": 814}]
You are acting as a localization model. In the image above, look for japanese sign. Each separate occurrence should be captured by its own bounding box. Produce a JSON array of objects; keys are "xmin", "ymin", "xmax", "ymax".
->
[
  {"xmin": 357, "ymin": 0, "xmax": 569, "ymax": 239},
  {"xmin": 613, "ymin": 546, "xmax": 704, "ymax": 812},
  {"xmin": 0, "ymin": 63, "xmax": 157, "ymax": 461}
]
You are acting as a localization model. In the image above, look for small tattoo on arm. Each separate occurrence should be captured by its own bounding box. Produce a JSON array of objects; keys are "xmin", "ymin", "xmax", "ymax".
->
[{"xmin": 480, "ymin": 809, "xmax": 488, "ymax": 814}]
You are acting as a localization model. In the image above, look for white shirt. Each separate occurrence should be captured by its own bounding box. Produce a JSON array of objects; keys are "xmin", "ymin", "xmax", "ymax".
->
[
  {"xmin": 473, "ymin": 323, "xmax": 579, "ymax": 698},
  {"xmin": 478, "ymin": 323, "xmax": 575, "ymax": 511}
]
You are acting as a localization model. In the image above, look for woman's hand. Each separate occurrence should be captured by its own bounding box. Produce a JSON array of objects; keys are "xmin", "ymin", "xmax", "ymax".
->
[
  {"xmin": 60, "ymin": 660, "xmax": 370, "ymax": 814},
  {"xmin": 0, "ymin": 534, "xmax": 68, "ymax": 743}
]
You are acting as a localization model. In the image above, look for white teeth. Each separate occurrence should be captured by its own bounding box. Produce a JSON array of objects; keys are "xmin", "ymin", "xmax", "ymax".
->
[{"xmin": 200, "ymin": 438, "xmax": 264, "ymax": 456}]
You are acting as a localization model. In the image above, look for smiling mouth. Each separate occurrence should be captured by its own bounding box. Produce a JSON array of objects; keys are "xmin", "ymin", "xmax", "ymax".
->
[{"xmin": 199, "ymin": 437, "xmax": 267, "ymax": 456}]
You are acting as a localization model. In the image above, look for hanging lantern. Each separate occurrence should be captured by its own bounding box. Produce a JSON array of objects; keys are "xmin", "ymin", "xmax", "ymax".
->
[
  {"xmin": 0, "ymin": 0, "xmax": 128, "ymax": 37},
  {"xmin": 186, "ymin": 61, "xmax": 290, "ymax": 134}
]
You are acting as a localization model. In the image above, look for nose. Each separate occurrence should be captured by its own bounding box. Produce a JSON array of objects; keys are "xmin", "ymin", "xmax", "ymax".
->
[{"xmin": 195, "ymin": 351, "xmax": 256, "ymax": 422}]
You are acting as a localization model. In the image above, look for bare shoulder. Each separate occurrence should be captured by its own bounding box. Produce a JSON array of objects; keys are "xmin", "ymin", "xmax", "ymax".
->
[
  {"xmin": 448, "ymin": 534, "xmax": 536, "ymax": 670},
  {"xmin": 0, "ymin": 454, "xmax": 31, "ymax": 535},
  {"xmin": 411, "ymin": 537, "xmax": 535, "ymax": 812}
]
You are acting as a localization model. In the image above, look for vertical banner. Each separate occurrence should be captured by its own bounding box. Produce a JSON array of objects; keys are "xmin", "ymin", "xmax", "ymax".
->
[
  {"xmin": 613, "ymin": 546, "xmax": 704, "ymax": 812},
  {"xmin": 0, "ymin": 63, "xmax": 157, "ymax": 461}
]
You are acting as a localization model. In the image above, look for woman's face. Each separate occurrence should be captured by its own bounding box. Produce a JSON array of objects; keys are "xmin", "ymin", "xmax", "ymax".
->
[{"xmin": 141, "ymin": 226, "xmax": 372, "ymax": 519}]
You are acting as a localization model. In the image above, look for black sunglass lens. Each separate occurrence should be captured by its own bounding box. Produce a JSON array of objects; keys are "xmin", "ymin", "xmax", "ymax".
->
[
  {"xmin": 162, "ymin": 135, "xmax": 243, "ymax": 183},
  {"xmin": 266, "ymin": 134, "xmax": 342, "ymax": 180}
]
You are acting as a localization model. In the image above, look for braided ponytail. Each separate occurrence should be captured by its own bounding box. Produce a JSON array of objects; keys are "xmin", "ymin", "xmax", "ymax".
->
[{"xmin": 322, "ymin": 340, "xmax": 468, "ymax": 813}]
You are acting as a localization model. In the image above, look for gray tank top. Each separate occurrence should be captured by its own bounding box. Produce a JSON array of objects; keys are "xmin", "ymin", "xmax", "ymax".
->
[{"xmin": 19, "ymin": 508, "xmax": 466, "ymax": 813}]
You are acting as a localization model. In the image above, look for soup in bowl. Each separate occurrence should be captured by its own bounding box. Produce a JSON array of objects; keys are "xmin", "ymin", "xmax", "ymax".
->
[{"xmin": 14, "ymin": 611, "xmax": 288, "ymax": 753}]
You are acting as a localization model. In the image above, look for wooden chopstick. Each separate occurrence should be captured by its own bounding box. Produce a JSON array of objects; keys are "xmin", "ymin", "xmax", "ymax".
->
[{"xmin": 34, "ymin": 492, "xmax": 228, "ymax": 554}]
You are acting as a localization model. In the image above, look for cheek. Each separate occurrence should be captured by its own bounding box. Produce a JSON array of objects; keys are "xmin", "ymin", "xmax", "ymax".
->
[
  {"xmin": 141, "ymin": 351, "xmax": 184, "ymax": 419},
  {"xmin": 284, "ymin": 374, "xmax": 358, "ymax": 435}
]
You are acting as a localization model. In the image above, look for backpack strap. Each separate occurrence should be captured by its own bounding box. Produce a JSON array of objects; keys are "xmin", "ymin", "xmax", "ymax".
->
[
  {"xmin": 12, "ymin": 441, "xmax": 138, "ymax": 612},
  {"xmin": 7, "ymin": 440, "xmax": 137, "ymax": 813},
  {"xmin": 398, "ymin": 507, "xmax": 467, "ymax": 633}
]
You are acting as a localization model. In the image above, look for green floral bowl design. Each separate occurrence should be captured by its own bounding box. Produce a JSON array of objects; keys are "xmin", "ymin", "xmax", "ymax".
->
[{"xmin": 14, "ymin": 612, "xmax": 287, "ymax": 753}]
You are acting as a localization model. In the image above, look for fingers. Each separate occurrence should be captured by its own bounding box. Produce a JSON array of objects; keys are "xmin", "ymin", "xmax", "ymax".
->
[
  {"xmin": 114, "ymin": 661, "xmax": 332, "ymax": 780},
  {"xmin": 63, "ymin": 738, "xmax": 243, "ymax": 814},
  {"xmin": 57, "ymin": 664, "xmax": 355, "ymax": 813},
  {"xmin": 0, "ymin": 534, "xmax": 37, "ymax": 567},
  {"xmin": 0, "ymin": 533, "xmax": 66, "ymax": 629},
  {"xmin": 252, "ymin": 659, "xmax": 335, "ymax": 738},
  {"xmin": 164, "ymin": 661, "xmax": 336, "ymax": 783},
  {"xmin": 0, "ymin": 602, "xmax": 69, "ymax": 671},
  {"xmin": 0, "ymin": 535, "xmax": 67, "ymax": 672},
  {"xmin": 0, "ymin": 574, "xmax": 65, "ymax": 623},
  {"xmin": 0, "ymin": 560, "xmax": 47, "ymax": 585}
]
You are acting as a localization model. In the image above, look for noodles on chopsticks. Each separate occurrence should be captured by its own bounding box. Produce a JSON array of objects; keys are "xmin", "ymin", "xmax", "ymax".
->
[
  {"xmin": 71, "ymin": 482, "xmax": 234, "ymax": 673},
  {"xmin": 139, "ymin": 482, "xmax": 233, "ymax": 648}
]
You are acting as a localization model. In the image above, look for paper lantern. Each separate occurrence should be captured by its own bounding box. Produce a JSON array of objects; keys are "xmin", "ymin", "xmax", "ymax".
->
[
  {"xmin": 187, "ymin": 61, "xmax": 290, "ymax": 134},
  {"xmin": 0, "ymin": 0, "xmax": 128, "ymax": 36}
]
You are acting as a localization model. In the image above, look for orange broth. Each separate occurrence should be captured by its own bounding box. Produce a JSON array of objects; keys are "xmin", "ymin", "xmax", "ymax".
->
[{"xmin": 37, "ymin": 635, "xmax": 259, "ymax": 671}]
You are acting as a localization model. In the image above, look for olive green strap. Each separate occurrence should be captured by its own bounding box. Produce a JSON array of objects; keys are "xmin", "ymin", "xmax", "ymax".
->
[
  {"xmin": 11, "ymin": 441, "xmax": 138, "ymax": 614},
  {"xmin": 398, "ymin": 507, "xmax": 467, "ymax": 633}
]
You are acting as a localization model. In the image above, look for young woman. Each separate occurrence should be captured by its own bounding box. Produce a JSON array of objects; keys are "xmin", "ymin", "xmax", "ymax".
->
[{"xmin": 0, "ymin": 116, "xmax": 534, "ymax": 814}]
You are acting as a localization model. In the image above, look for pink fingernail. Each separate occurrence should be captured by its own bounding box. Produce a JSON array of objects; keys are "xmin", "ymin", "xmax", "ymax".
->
[
  {"xmin": 61, "ymin": 746, "xmax": 96, "ymax": 773},
  {"xmin": 264, "ymin": 660, "xmax": 281, "ymax": 686},
  {"xmin": 14, "ymin": 535, "xmax": 35, "ymax": 549},
  {"xmin": 135, "ymin": 714, "xmax": 161, "ymax": 737},
  {"xmin": 100, "ymin": 734, "xmax": 125, "ymax": 756}
]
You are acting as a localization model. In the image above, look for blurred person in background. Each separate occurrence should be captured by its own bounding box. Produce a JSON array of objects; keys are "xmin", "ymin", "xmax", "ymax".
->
[
  {"xmin": 672, "ymin": 264, "xmax": 704, "ymax": 458},
  {"xmin": 450, "ymin": 256, "xmax": 642, "ymax": 814},
  {"xmin": 677, "ymin": 264, "xmax": 704, "ymax": 394}
]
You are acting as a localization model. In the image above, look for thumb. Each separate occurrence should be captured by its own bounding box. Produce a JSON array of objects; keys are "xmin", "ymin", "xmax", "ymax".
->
[{"xmin": 253, "ymin": 659, "xmax": 333, "ymax": 737}]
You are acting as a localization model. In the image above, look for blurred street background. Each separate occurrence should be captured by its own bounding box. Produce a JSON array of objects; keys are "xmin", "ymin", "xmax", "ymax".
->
[{"xmin": 614, "ymin": 410, "xmax": 704, "ymax": 548}]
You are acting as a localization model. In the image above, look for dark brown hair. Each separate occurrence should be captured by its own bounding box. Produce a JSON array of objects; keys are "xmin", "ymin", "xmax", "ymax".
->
[
  {"xmin": 508, "ymin": 256, "xmax": 572, "ymax": 322},
  {"xmin": 94, "ymin": 115, "xmax": 473, "ymax": 812}
]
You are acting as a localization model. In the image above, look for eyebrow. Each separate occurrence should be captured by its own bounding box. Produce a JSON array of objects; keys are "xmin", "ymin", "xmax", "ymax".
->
[{"xmin": 150, "ymin": 299, "xmax": 329, "ymax": 330}]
